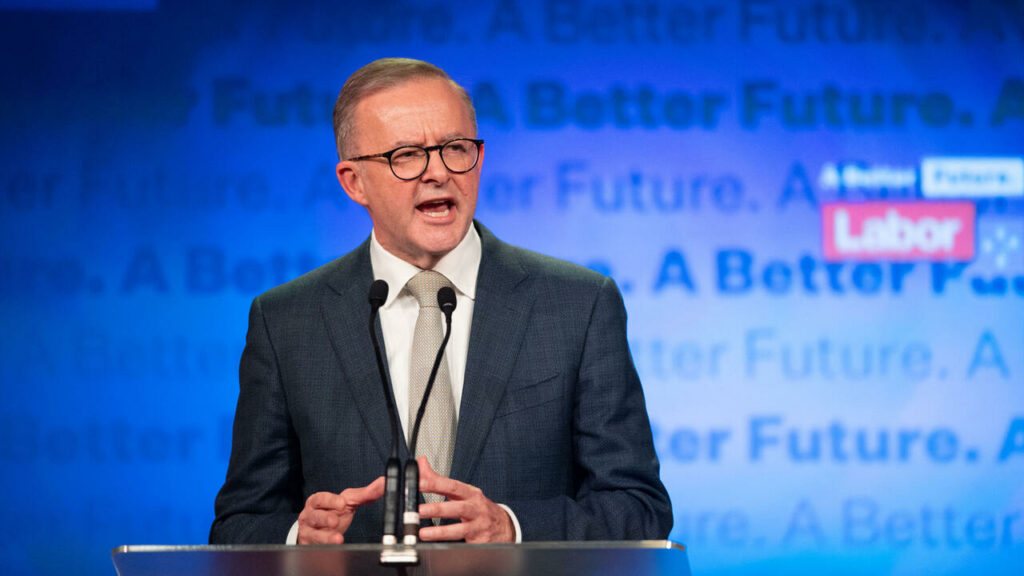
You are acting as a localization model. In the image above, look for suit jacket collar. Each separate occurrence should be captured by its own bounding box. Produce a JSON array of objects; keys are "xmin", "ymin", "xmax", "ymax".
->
[{"xmin": 322, "ymin": 240, "xmax": 407, "ymax": 462}]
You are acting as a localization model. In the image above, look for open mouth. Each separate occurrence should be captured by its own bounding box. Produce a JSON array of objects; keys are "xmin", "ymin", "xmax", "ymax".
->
[{"xmin": 417, "ymin": 199, "xmax": 453, "ymax": 217}]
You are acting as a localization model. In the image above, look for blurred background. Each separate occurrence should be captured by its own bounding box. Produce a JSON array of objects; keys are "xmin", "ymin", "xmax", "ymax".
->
[{"xmin": 1, "ymin": 1, "xmax": 1021, "ymax": 574}]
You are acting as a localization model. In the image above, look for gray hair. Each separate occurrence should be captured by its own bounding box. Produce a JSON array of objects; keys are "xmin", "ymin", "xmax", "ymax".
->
[{"xmin": 332, "ymin": 58, "xmax": 477, "ymax": 160}]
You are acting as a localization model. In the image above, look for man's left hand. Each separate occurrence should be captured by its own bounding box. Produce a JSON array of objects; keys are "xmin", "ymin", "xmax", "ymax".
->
[{"xmin": 416, "ymin": 456, "xmax": 515, "ymax": 543}]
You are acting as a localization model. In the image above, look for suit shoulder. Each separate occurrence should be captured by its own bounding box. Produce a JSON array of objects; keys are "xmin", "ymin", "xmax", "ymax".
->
[
  {"xmin": 254, "ymin": 245, "xmax": 365, "ymax": 312},
  {"xmin": 504, "ymin": 243, "xmax": 612, "ymax": 292}
]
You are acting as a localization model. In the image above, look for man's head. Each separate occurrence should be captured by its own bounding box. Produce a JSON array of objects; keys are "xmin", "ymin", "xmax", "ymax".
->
[{"xmin": 334, "ymin": 58, "xmax": 483, "ymax": 270}]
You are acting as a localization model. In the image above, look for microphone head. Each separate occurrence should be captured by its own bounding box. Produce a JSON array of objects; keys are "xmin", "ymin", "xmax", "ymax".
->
[
  {"xmin": 369, "ymin": 279, "xmax": 389, "ymax": 307},
  {"xmin": 437, "ymin": 286, "xmax": 457, "ymax": 314}
]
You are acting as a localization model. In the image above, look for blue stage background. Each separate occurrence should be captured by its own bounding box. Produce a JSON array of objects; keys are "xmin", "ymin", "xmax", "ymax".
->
[{"xmin": 1, "ymin": 1, "xmax": 1022, "ymax": 575}]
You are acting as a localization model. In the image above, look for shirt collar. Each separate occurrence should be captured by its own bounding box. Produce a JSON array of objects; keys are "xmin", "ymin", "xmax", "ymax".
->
[{"xmin": 369, "ymin": 225, "xmax": 481, "ymax": 308}]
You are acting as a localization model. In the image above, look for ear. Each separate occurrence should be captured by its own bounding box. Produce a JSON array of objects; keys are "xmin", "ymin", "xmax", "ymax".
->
[{"xmin": 336, "ymin": 161, "xmax": 368, "ymax": 207}]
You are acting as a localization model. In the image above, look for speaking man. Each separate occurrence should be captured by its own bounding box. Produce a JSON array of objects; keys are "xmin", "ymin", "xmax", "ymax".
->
[{"xmin": 210, "ymin": 58, "xmax": 672, "ymax": 545}]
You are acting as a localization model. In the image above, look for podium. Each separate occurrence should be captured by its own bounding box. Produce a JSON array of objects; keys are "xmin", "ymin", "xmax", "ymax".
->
[{"xmin": 112, "ymin": 541, "xmax": 689, "ymax": 576}]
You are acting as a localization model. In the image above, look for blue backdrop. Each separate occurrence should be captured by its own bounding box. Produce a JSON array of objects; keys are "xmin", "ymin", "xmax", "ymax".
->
[{"xmin": 1, "ymin": 1, "xmax": 1022, "ymax": 575}]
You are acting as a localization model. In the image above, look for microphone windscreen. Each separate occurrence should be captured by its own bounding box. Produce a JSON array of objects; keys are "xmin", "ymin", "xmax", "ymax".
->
[
  {"xmin": 437, "ymin": 286, "xmax": 457, "ymax": 312},
  {"xmin": 369, "ymin": 279, "xmax": 389, "ymax": 307}
]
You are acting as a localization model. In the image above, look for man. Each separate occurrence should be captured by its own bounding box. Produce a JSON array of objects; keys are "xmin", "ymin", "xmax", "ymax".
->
[{"xmin": 210, "ymin": 58, "xmax": 672, "ymax": 545}]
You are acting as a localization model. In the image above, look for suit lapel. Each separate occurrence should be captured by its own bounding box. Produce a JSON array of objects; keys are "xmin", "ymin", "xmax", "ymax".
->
[
  {"xmin": 450, "ymin": 224, "xmax": 532, "ymax": 483},
  {"xmin": 321, "ymin": 241, "xmax": 407, "ymax": 464}
]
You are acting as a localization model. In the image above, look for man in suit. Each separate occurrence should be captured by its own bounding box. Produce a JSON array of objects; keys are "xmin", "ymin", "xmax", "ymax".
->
[{"xmin": 210, "ymin": 58, "xmax": 672, "ymax": 545}]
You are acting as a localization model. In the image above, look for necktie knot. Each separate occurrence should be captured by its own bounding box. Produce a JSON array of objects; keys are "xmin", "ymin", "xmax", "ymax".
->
[{"xmin": 406, "ymin": 270, "xmax": 454, "ymax": 308}]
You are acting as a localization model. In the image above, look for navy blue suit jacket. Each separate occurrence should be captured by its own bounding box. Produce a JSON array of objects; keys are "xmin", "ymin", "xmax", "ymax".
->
[{"xmin": 210, "ymin": 223, "xmax": 672, "ymax": 543}]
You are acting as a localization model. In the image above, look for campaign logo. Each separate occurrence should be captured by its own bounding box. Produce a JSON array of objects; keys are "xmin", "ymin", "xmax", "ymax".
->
[
  {"xmin": 818, "ymin": 162, "xmax": 917, "ymax": 192},
  {"xmin": 921, "ymin": 157, "xmax": 1024, "ymax": 198},
  {"xmin": 822, "ymin": 202, "xmax": 976, "ymax": 262}
]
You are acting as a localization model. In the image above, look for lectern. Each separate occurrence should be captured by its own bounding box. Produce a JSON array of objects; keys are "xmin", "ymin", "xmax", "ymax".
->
[{"xmin": 112, "ymin": 541, "xmax": 690, "ymax": 576}]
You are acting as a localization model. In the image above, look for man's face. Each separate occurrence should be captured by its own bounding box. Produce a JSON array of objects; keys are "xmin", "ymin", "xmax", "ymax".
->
[{"xmin": 337, "ymin": 78, "xmax": 482, "ymax": 269}]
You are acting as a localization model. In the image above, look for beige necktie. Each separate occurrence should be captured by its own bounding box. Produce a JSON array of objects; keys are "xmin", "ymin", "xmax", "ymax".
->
[{"xmin": 406, "ymin": 270, "xmax": 457, "ymax": 503}]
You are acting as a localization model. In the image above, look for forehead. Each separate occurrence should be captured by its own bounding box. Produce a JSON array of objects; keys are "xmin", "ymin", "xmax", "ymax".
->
[{"xmin": 354, "ymin": 77, "xmax": 474, "ymax": 146}]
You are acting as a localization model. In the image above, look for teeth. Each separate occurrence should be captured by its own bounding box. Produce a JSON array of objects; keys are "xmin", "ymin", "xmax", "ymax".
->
[
  {"xmin": 423, "ymin": 206, "xmax": 450, "ymax": 217},
  {"xmin": 420, "ymin": 201, "xmax": 451, "ymax": 217}
]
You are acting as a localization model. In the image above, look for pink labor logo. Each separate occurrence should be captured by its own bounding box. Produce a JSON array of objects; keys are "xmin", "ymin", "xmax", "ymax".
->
[{"xmin": 822, "ymin": 201, "xmax": 976, "ymax": 262}]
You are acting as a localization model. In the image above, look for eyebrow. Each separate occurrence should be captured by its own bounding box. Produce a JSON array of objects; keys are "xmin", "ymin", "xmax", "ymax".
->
[{"xmin": 390, "ymin": 132, "xmax": 468, "ymax": 148}]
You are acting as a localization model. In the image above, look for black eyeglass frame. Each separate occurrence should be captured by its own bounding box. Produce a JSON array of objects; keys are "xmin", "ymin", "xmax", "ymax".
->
[{"xmin": 345, "ymin": 138, "xmax": 485, "ymax": 181}]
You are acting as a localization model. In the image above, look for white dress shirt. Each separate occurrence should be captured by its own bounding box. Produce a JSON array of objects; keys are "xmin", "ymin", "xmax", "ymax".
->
[
  {"xmin": 370, "ymin": 226, "xmax": 480, "ymax": 433},
  {"xmin": 287, "ymin": 226, "xmax": 521, "ymax": 543}
]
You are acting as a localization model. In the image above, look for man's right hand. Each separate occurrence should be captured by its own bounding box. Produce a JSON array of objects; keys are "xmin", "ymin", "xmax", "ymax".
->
[{"xmin": 297, "ymin": 476, "xmax": 385, "ymax": 544}]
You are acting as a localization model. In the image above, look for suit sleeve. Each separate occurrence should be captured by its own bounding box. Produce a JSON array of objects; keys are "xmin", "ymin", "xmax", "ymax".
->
[
  {"xmin": 506, "ymin": 277, "xmax": 673, "ymax": 540},
  {"xmin": 209, "ymin": 296, "xmax": 303, "ymax": 544}
]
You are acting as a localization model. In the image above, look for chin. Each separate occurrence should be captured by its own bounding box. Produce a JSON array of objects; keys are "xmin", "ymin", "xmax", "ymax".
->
[
  {"xmin": 423, "ymin": 223, "xmax": 468, "ymax": 249},
  {"xmin": 423, "ymin": 239, "xmax": 460, "ymax": 258}
]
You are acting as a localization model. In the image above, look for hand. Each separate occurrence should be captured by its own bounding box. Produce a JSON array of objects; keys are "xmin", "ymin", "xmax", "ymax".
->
[
  {"xmin": 297, "ymin": 476, "xmax": 385, "ymax": 544},
  {"xmin": 416, "ymin": 456, "xmax": 515, "ymax": 543}
]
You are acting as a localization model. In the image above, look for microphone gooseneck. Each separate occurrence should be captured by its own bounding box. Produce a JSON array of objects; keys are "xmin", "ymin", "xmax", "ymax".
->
[
  {"xmin": 368, "ymin": 279, "xmax": 399, "ymax": 459},
  {"xmin": 368, "ymin": 280, "xmax": 402, "ymax": 547},
  {"xmin": 404, "ymin": 286, "xmax": 457, "ymax": 544},
  {"xmin": 408, "ymin": 286, "xmax": 457, "ymax": 457}
]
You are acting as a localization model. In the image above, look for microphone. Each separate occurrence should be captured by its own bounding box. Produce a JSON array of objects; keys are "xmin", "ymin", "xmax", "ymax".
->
[
  {"xmin": 404, "ymin": 286, "xmax": 457, "ymax": 542},
  {"xmin": 368, "ymin": 280, "xmax": 402, "ymax": 548},
  {"xmin": 438, "ymin": 286, "xmax": 457, "ymax": 316}
]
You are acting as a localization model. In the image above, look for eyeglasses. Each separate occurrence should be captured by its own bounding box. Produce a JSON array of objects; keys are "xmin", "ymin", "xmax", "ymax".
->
[{"xmin": 346, "ymin": 138, "xmax": 484, "ymax": 181}]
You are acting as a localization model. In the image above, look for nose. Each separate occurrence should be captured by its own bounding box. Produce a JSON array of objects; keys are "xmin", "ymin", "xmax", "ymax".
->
[{"xmin": 419, "ymin": 148, "xmax": 449, "ymax": 183}]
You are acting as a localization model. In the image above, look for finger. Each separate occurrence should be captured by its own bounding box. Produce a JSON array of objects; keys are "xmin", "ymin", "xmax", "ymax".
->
[
  {"xmin": 420, "ymin": 474, "xmax": 475, "ymax": 501},
  {"xmin": 306, "ymin": 491, "xmax": 345, "ymax": 511},
  {"xmin": 307, "ymin": 477, "xmax": 385, "ymax": 512},
  {"xmin": 419, "ymin": 522, "xmax": 468, "ymax": 542},
  {"xmin": 340, "ymin": 475, "xmax": 386, "ymax": 508},
  {"xmin": 419, "ymin": 500, "xmax": 472, "ymax": 520},
  {"xmin": 417, "ymin": 458, "xmax": 475, "ymax": 500},
  {"xmin": 416, "ymin": 456, "xmax": 438, "ymax": 480},
  {"xmin": 300, "ymin": 508, "xmax": 341, "ymax": 529},
  {"xmin": 337, "ymin": 477, "xmax": 385, "ymax": 533}
]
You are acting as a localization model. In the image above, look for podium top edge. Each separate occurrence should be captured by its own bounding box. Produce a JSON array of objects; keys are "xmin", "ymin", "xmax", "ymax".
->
[{"xmin": 113, "ymin": 540, "xmax": 684, "ymax": 556}]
